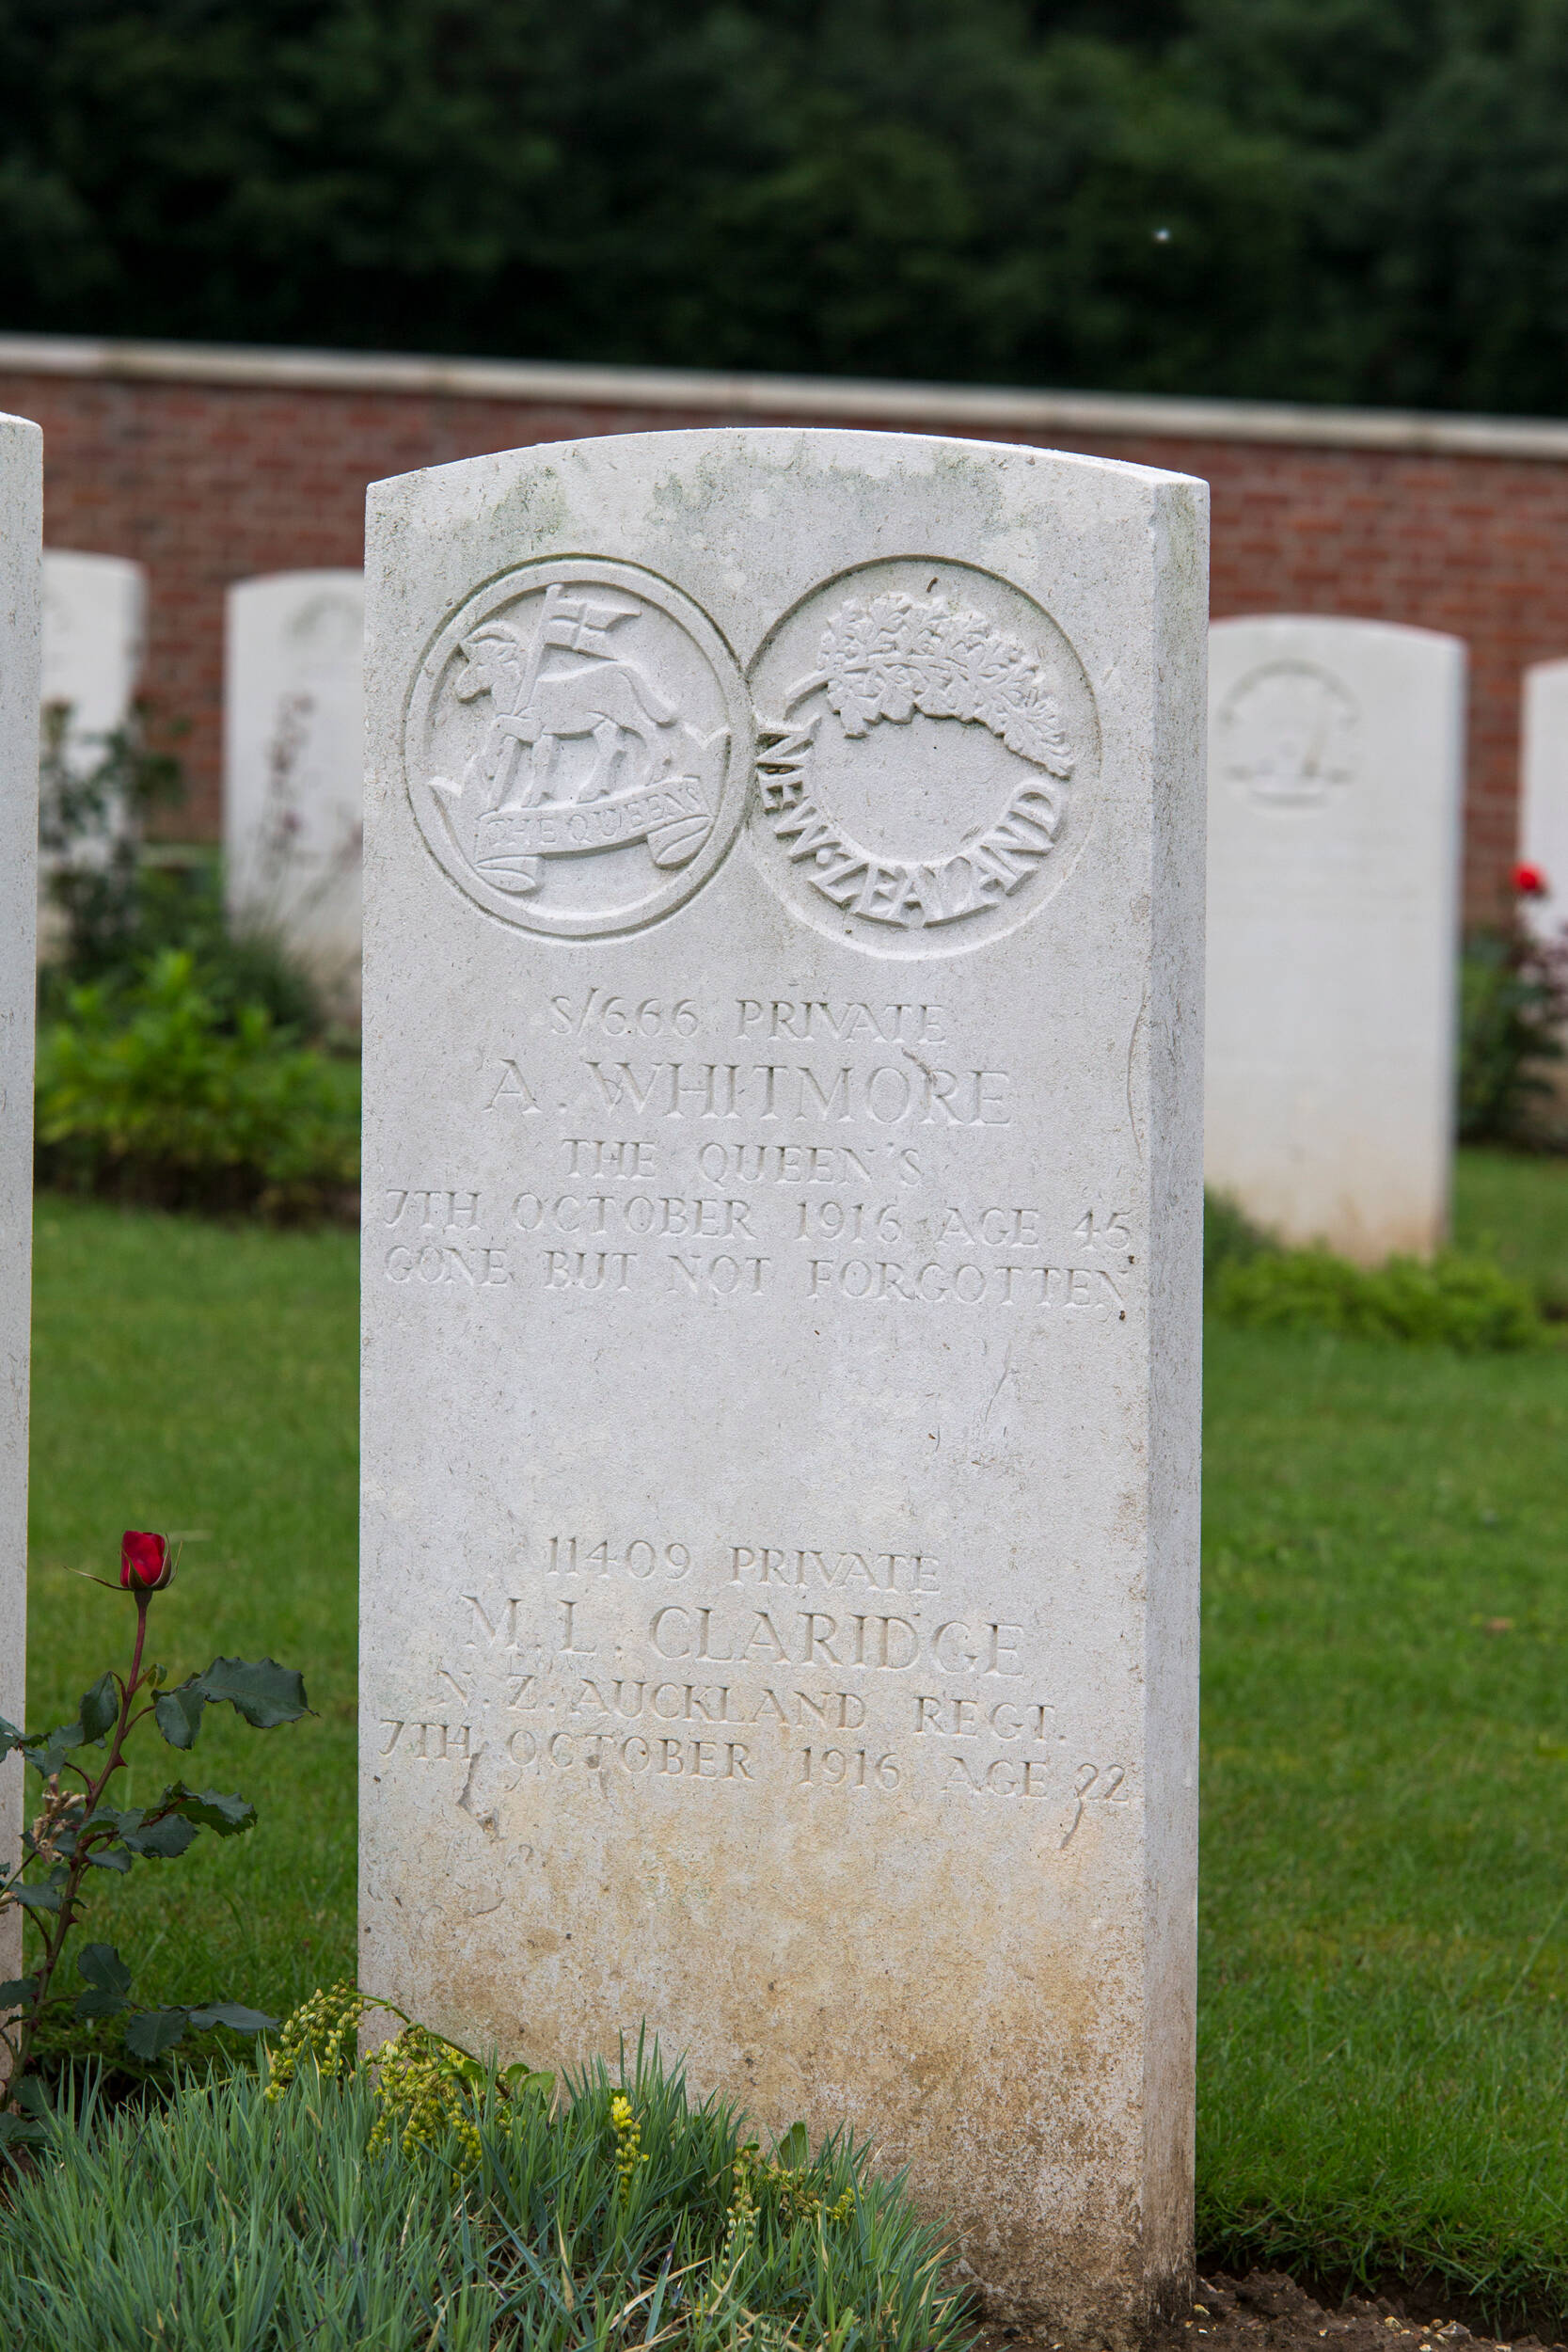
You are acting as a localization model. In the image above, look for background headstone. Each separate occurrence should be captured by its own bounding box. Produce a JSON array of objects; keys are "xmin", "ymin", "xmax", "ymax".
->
[
  {"xmin": 40, "ymin": 549, "xmax": 147, "ymax": 755},
  {"xmin": 1, "ymin": 416, "xmax": 43, "ymax": 2021},
  {"xmin": 38, "ymin": 551, "xmax": 147, "ymax": 921},
  {"xmin": 1520, "ymin": 660, "xmax": 1568, "ymax": 945},
  {"xmin": 1206, "ymin": 615, "xmax": 1465, "ymax": 1263},
  {"xmin": 360, "ymin": 427, "xmax": 1207, "ymax": 2335},
  {"xmin": 223, "ymin": 570, "xmax": 365, "ymax": 1005}
]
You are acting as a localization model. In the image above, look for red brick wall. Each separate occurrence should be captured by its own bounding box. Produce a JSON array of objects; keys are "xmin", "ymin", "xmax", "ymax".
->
[{"xmin": 3, "ymin": 359, "xmax": 1560, "ymax": 921}]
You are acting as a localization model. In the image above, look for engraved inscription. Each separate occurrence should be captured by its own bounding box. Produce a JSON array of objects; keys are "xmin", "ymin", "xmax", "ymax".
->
[
  {"xmin": 404, "ymin": 560, "xmax": 752, "ymax": 937},
  {"xmin": 372, "ymin": 992, "xmax": 1140, "ymax": 1326},
  {"xmin": 746, "ymin": 558, "xmax": 1100, "ymax": 956},
  {"xmin": 378, "ymin": 1164, "xmax": 1135, "ymax": 1321},
  {"xmin": 804, "ymin": 1260, "xmax": 1124, "ymax": 1312},
  {"xmin": 579, "ymin": 1057, "xmax": 1011, "ymax": 1125},
  {"xmin": 550, "ymin": 993, "xmax": 701, "ymax": 1040},
  {"xmin": 736, "ymin": 997, "xmax": 946, "ymax": 1042},
  {"xmin": 1217, "ymin": 659, "xmax": 1358, "ymax": 807},
  {"xmin": 374, "ymin": 1553, "xmax": 1136, "ymax": 1858}
]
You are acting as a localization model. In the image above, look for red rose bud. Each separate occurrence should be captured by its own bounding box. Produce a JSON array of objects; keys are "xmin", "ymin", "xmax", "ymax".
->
[
  {"xmin": 1513, "ymin": 860, "xmax": 1548, "ymax": 897},
  {"xmin": 119, "ymin": 1530, "xmax": 173, "ymax": 1592}
]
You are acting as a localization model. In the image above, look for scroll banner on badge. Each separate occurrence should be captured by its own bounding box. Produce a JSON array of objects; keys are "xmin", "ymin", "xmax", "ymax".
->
[{"xmin": 473, "ymin": 777, "xmax": 712, "ymax": 892}]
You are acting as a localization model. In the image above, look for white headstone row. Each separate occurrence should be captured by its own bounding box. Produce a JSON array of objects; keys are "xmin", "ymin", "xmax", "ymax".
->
[
  {"xmin": 1520, "ymin": 661, "xmax": 1568, "ymax": 945},
  {"xmin": 358, "ymin": 426, "xmax": 1209, "ymax": 2337},
  {"xmin": 37, "ymin": 552, "xmax": 147, "ymax": 909},
  {"xmin": 1, "ymin": 416, "xmax": 43, "ymax": 2021},
  {"xmin": 102, "ymin": 578, "xmax": 1568, "ymax": 1115},
  {"xmin": 223, "ymin": 570, "xmax": 365, "ymax": 1001},
  {"xmin": 41, "ymin": 550, "xmax": 147, "ymax": 755},
  {"xmin": 1205, "ymin": 615, "xmax": 1465, "ymax": 1263},
  {"xmin": 30, "ymin": 555, "xmax": 366, "ymax": 1002}
]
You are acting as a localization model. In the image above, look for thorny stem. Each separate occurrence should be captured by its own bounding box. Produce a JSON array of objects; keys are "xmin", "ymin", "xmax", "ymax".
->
[{"xmin": 4, "ymin": 1592, "xmax": 153, "ymax": 2094}]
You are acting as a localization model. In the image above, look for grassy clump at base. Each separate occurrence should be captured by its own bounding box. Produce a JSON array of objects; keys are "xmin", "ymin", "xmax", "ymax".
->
[
  {"xmin": 1210, "ymin": 1242, "xmax": 1545, "ymax": 1351},
  {"xmin": 1204, "ymin": 1180, "xmax": 1554, "ymax": 1351},
  {"xmin": 0, "ymin": 2047, "xmax": 965, "ymax": 2352}
]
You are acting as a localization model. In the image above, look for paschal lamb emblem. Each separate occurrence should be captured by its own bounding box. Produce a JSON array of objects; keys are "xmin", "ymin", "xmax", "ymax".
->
[{"xmin": 429, "ymin": 581, "xmax": 727, "ymax": 898}]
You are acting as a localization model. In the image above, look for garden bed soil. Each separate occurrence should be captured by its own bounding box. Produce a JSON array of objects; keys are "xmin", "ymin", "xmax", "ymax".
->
[{"xmin": 975, "ymin": 2272, "xmax": 1567, "ymax": 2352}]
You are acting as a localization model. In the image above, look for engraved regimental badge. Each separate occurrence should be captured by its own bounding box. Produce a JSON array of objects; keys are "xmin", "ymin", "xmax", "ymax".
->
[
  {"xmin": 1217, "ymin": 660, "xmax": 1358, "ymax": 808},
  {"xmin": 405, "ymin": 560, "xmax": 752, "ymax": 937},
  {"xmin": 747, "ymin": 557, "xmax": 1100, "ymax": 955}
]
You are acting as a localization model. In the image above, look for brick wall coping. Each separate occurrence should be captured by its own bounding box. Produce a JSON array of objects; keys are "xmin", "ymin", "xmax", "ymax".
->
[{"xmin": 8, "ymin": 329, "xmax": 1568, "ymax": 463}]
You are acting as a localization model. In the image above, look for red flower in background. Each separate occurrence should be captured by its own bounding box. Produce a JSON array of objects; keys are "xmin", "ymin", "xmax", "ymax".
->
[
  {"xmin": 119, "ymin": 1530, "xmax": 173, "ymax": 1592},
  {"xmin": 1513, "ymin": 861, "xmax": 1549, "ymax": 897}
]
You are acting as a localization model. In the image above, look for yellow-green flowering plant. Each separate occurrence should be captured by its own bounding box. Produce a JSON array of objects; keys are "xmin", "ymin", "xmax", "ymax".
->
[{"xmin": 264, "ymin": 1977, "xmax": 551, "ymax": 2171}]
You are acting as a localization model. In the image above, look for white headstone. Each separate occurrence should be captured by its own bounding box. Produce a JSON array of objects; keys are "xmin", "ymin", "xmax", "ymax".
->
[
  {"xmin": 1, "ymin": 417, "xmax": 43, "ymax": 2018},
  {"xmin": 37, "ymin": 551, "xmax": 147, "ymax": 924},
  {"xmin": 40, "ymin": 549, "xmax": 146, "ymax": 750},
  {"xmin": 223, "ymin": 571, "xmax": 364, "ymax": 997},
  {"xmin": 1206, "ymin": 616, "xmax": 1465, "ymax": 1263},
  {"xmin": 360, "ymin": 428, "xmax": 1207, "ymax": 2336},
  {"xmin": 1520, "ymin": 660, "xmax": 1568, "ymax": 944}
]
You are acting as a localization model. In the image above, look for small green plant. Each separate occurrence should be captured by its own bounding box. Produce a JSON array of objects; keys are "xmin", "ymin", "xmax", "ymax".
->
[
  {"xmin": 733, "ymin": 2119, "xmax": 856, "ymax": 2232},
  {"xmin": 261, "ymin": 1977, "xmax": 365, "ymax": 2090},
  {"xmin": 35, "ymin": 949, "xmax": 359, "ymax": 1216},
  {"xmin": 1203, "ymin": 1188, "xmax": 1278, "ymax": 1289},
  {"xmin": 0, "ymin": 2042, "xmax": 969, "ymax": 2352},
  {"xmin": 0, "ymin": 1530, "xmax": 311, "ymax": 2129},
  {"xmin": 56, "ymin": 855, "xmax": 327, "ymax": 1038},
  {"xmin": 610, "ymin": 2086, "xmax": 645, "ymax": 2192},
  {"xmin": 38, "ymin": 698, "xmax": 188, "ymax": 990},
  {"xmin": 364, "ymin": 2025, "xmax": 486, "ymax": 2168},
  {"xmin": 39, "ymin": 699, "xmax": 328, "ymax": 1039},
  {"xmin": 264, "ymin": 1979, "xmax": 548, "ymax": 2173},
  {"xmin": 1203, "ymin": 1185, "xmax": 1551, "ymax": 1349}
]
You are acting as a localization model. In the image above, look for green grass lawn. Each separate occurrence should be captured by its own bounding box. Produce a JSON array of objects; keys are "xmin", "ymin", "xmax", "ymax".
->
[
  {"xmin": 1454, "ymin": 1145, "xmax": 1568, "ymax": 1310},
  {"xmin": 21, "ymin": 1154, "xmax": 1568, "ymax": 2324},
  {"xmin": 24, "ymin": 1199, "xmax": 358, "ymax": 2025},
  {"xmin": 1199, "ymin": 1326, "xmax": 1568, "ymax": 2319}
]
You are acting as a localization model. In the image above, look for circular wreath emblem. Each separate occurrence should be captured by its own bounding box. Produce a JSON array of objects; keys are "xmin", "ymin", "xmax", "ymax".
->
[{"xmin": 746, "ymin": 558, "xmax": 1099, "ymax": 957}]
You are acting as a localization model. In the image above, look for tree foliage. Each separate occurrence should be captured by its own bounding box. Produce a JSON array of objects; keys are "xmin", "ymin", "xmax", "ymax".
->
[{"xmin": 1, "ymin": 1, "xmax": 1566, "ymax": 410}]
